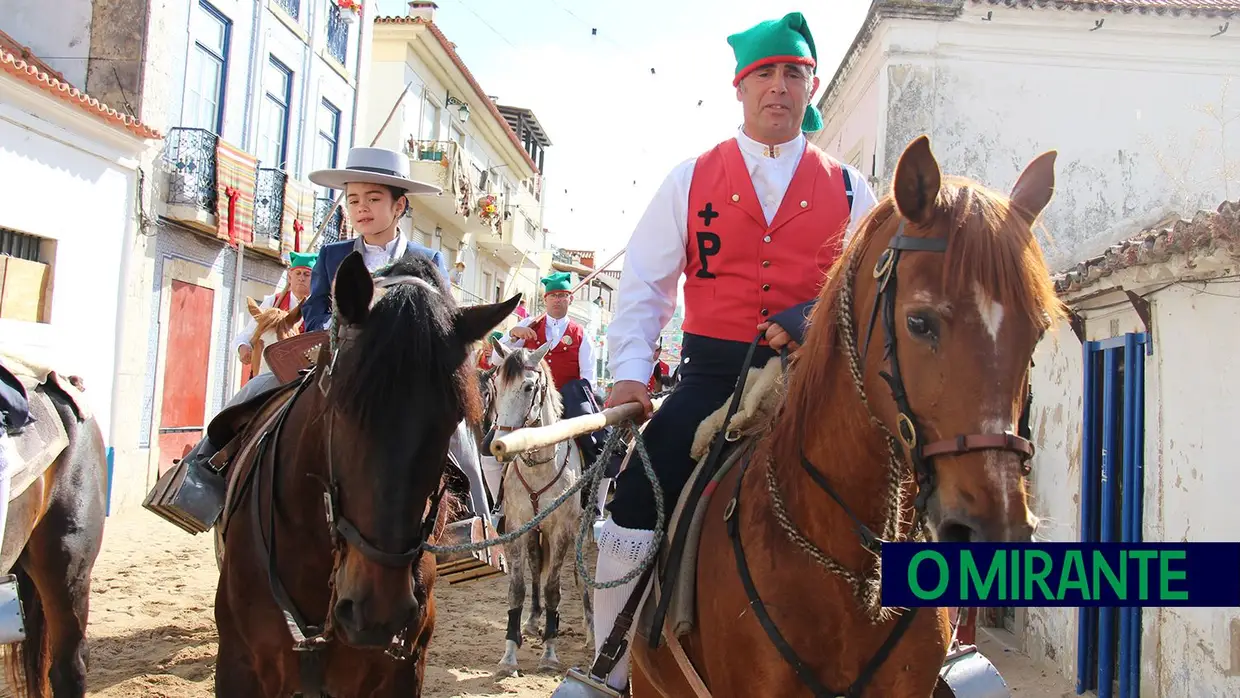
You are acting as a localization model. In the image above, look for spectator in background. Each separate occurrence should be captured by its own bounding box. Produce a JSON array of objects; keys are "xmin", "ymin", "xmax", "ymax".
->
[
  {"xmin": 514, "ymin": 298, "xmax": 528, "ymax": 320},
  {"xmin": 450, "ymin": 261, "xmax": 466, "ymax": 286}
]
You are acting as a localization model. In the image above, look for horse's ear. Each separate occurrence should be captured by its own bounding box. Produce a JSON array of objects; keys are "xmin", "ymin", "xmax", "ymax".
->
[
  {"xmin": 892, "ymin": 135, "xmax": 941, "ymax": 225},
  {"xmin": 333, "ymin": 251, "xmax": 373, "ymax": 324},
  {"xmin": 247, "ymin": 297, "xmax": 262, "ymax": 318},
  {"xmin": 285, "ymin": 302, "xmax": 303, "ymax": 325},
  {"xmin": 528, "ymin": 340, "xmax": 553, "ymax": 367},
  {"xmin": 455, "ymin": 293, "xmax": 522, "ymax": 345},
  {"xmin": 490, "ymin": 334, "xmax": 510, "ymax": 359},
  {"xmin": 1010, "ymin": 150, "xmax": 1057, "ymax": 225}
]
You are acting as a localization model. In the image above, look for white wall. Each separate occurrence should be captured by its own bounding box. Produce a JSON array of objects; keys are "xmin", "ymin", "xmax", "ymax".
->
[
  {"xmin": 1026, "ymin": 255, "xmax": 1240, "ymax": 696},
  {"xmin": 820, "ymin": 6, "xmax": 1240, "ymax": 271},
  {"xmin": 0, "ymin": 80, "xmax": 148, "ymax": 442},
  {"xmin": 1, "ymin": 0, "xmax": 94, "ymax": 88}
]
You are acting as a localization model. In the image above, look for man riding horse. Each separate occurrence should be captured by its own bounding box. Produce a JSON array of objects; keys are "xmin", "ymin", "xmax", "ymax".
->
[
  {"xmin": 174, "ymin": 147, "xmax": 492, "ymax": 522},
  {"xmin": 566, "ymin": 12, "xmax": 879, "ymax": 694},
  {"xmin": 490, "ymin": 272, "xmax": 624, "ymax": 516}
]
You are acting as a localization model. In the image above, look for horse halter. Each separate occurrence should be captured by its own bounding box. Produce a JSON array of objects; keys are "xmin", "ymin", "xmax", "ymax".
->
[{"xmin": 860, "ymin": 219, "xmax": 1037, "ymax": 514}]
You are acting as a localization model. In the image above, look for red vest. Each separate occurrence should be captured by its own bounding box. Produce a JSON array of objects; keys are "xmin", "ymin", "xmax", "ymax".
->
[
  {"xmin": 276, "ymin": 290, "xmax": 306, "ymax": 334},
  {"xmin": 533, "ymin": 317, "xmax": 585, "ymax": 391},
  {"xmin": 682, "ymin": 138, "xmax": 852, "ymax": 343},
  {"xmin": 648, "ymin": 359, "xmax": 669, "ymax": 392}
]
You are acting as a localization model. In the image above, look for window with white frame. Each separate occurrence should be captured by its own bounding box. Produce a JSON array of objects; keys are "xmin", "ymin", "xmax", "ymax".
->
[
  {"xmin": 256, "ymin": 57, "xmax": 293, "ymax": 169},
  {"xmin": 421, "ymin": 95, "xmax": 440, "ymax": 141},
  {"xmin": 182, "ymin": 1, "xmax": 230, "ymax": 133},
  {"xmin": 315, "ymin": 98, "xmax": 341, "ymax": 193}
]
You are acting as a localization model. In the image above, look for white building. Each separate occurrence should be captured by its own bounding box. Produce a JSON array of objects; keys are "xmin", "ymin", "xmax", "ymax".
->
[
  {"xmin": 1030, "ymin": 200, "xmax": 1240, "ymax": 698},
  {"xmin": 369, "ymin": 2, "xmax": 552, "ymax": 313},
  {"xmin": 0, "ymin": 29, "xmax": 160, "ymax": 502},
  {"xmin": 4, "ymin": 0, "xmax": 374, "ymax": 511},
  {"xmin": 811, "ymin": 0, "xmax": 1239, "ymax": 269}
]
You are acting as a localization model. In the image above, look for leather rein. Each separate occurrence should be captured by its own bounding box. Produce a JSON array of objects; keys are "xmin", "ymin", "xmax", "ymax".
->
[{"xmin": 722, "ymin": 218, "xmax": 1039, "ymax": 698}]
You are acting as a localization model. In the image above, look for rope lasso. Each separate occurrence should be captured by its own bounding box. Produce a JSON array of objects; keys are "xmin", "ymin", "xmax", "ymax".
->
[{"xmin": 421, "ymin": 420, "xmax": 667, "ymax": 591}]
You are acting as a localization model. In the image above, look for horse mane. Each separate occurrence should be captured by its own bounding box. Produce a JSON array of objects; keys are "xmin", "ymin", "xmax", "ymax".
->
[
  {"xmin": 497, "ymin": 348, "xmax": 563, "ymax": 424},
  {"xmin": 772, "ymin": 176, "xmax": 1066, "ymax": 455},
  {"xmin": 326, "ymin": 256, "xmax": 481, "ymax": 437}
]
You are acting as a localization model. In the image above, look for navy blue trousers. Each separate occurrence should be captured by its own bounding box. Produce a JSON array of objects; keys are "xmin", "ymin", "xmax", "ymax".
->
[
  {"xmin": 559, "ymin": 378, "xmax": 623, "ymax": 478},
  {"xmin": 607, "ymin": 333, "xmax": 776, "ymax": 530}
]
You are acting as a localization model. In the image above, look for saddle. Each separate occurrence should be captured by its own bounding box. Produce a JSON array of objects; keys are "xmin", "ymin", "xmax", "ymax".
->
[
  {"xmin": 0, "ymin": 350, "xmax": 92, "ymax": 504},
  {"xmin": 634, "ymin": 357, "xmax": 786, "ymax": 648}
]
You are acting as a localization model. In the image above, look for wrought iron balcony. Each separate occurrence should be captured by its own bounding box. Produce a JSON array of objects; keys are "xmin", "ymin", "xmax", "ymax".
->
[
  {"xmin": 273, "ymin": 0, "xmax": 300, "ymax": 19},
  {"xmin": 254, "ymin": 168, "xmax": 287, "ymax": 241},
  {"xmin": 326, "ymin": 4, "xmax": 349, "ymax": 65},
  {"xmin": 314, "ymin": 197, "xmax": 344, "ymax": 245},
  {"xmin": 164, "ymin": 127, "xmax": 219, "ymax": 214}
]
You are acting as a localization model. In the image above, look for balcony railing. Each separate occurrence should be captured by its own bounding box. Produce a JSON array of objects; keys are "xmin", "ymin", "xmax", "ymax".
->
[
  {"xmin": 314, "ymin": 197, "xmax": 344, "ymax": 245},
  {"xmin": 164, "ymin": 127, "xmax": 219, "ymax": 213},
  {"xmin": 254, "ymin": 168, "xmax": 287, "ymax": 241},
  {"xmin": 273, "ymin": 0, "xmax": 300, "ymax": 19},
  {"xmin": 326, "ymin": 4, "xmax": 349, "ymax": 65}
]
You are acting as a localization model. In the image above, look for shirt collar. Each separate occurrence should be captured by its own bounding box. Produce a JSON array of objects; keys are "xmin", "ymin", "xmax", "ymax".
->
[
  {"xmin": 362, "ymin": 231, "xmax": 405, "ymax": 255},
  {"xmin": 736, "ymin": 126, "xmax": 804, "ymax": 160}
]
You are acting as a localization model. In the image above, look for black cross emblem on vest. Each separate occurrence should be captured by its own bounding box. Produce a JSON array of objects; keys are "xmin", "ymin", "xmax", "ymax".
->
[{"xmin": 696, "ymin": 203, "xmax": 720, "ymax": 227}]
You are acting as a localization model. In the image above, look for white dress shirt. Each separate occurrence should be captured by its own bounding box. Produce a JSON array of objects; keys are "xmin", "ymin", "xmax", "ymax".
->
[
  {"xmin": 607, "ymin": 126, "xmax": 879, "ymax": 384},
  {"xmin": 232, "ymin": 290, "xmax": 306, "ymax": 351},
  {"xmin": 359, "ymin": 231, "xmax": 408, "ymax": 272},
  {"xmin": 493, "ymin": 313, "xmax": 597, "ymax": 385}
]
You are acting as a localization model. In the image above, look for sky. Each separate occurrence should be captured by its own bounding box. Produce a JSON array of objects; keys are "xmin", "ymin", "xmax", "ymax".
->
[{"xmin": 372, "ymin": 0, "xmax": 874, "ymax": 265}]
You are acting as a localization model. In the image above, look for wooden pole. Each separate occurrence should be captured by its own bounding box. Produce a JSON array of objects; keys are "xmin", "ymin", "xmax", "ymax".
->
[
  {"xmin": 490, "ymin": 396, "xmax": 665, "ymax": 461},
  {"xmin": 305, "ymin": 80, "xmax": 417, "ymax": 251}
]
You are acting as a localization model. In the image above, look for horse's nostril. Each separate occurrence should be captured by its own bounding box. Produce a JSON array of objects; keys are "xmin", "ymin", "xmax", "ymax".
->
[
  {"xmin": 938, "ymin": 520, "xmax": 974, "ymax": 543},
  {"xmin": 334, "ymin": 598, "xmax": 360, "ymax": 628}
]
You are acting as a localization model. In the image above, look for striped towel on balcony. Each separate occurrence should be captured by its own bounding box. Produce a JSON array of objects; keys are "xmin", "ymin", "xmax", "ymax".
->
[
  {"xmin": 215, "ymin": 140, "xmax": 258, "ymax": 244},
  {"xmin": 283, "ymin": 178, "xmax": 317, "ymax": 253}
]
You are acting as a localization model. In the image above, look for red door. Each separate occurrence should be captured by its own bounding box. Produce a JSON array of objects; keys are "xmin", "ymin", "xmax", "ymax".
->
[{"xmin": 158, "ymin": 279, "xmax": 214, "ymax": 475}]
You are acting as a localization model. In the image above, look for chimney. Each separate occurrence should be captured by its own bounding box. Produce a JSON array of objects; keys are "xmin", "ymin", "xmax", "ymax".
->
[{"xmin": 408, "ymin": 1, "xmax": 437, "ymax": 21}]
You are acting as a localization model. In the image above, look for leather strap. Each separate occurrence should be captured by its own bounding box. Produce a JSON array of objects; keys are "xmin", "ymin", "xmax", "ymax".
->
[
  {"xmin": 664, "ymin": 625, "xmax": 713, "ymax": 698},
  {"xmin": 588, "ymin": 565, "xmax": 656, "ymax": 682},
  {"xmin": 920, "ymin": 432, "xmax": 1035, "ymax": 460}
]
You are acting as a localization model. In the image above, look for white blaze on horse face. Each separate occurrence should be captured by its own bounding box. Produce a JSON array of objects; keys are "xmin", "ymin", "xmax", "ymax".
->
[{"xmin": 972, "ymin": 282, "xmax": 1005, "ymax": 346}]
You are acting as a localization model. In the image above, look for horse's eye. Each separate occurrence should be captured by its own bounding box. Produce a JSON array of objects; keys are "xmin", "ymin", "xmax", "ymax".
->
[
  {"xmin": 906, "ymin": 313, "xmax": 938, "ymax": 339},
  {"xmin": 523, "ymin": 384, "xmax": 534, "ymax": 393}
]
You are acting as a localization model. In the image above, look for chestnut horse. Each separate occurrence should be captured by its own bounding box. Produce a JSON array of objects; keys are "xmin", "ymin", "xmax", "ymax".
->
[
  {"xmin": 213, "ymin": 251, "xmax": 519, "ymax": 696},
  {"xmin": 629, "ymin": 136, "xmax": 1065, "ymax": 696},
  {"xmin": 243, "ymin": 294, "xmax": 304, "ymax": 380}
]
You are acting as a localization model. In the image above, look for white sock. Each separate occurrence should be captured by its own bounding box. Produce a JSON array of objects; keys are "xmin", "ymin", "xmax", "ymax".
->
[
  {"xmin": 592, "ymin": 517, "xmax": 656, "ymax": 690},
  {"xmin": 481, "ymin": 456, "xmax": 504, "ymax": 508}
]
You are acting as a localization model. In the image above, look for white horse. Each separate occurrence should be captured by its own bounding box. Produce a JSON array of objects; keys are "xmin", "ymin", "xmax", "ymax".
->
[{"xmin": 489, "ymin": 341, "xmax": 592, "ymax": 676}]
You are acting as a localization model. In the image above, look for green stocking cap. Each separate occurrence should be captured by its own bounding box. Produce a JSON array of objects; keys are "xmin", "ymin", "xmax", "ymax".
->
[
  {"xmin": 540, "ymin": 271, "xmax": 574, "ymax": 294},
  {"xmin": 289, "ymin": 251, "xmax": 318, "ymax": 269},
  {"xmin": 728, "ymin": 12, "xmax": 824, "ymax": 133}
]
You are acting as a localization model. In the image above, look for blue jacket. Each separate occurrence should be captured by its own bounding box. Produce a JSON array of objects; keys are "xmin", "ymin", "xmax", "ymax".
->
[
  {"xmin": 768, "ymin": 299, "xmax": 817, "ymax": 347},
  {"xmin": 302, "ymin": 237, "xmax": 450, "ymax": 332}
]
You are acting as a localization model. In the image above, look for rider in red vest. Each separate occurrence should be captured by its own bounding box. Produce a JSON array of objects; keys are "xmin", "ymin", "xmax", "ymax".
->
[
  {"xmin": 566, "ymin": 13, "xmax": 880, "ymax": 693},
  {"xmin": 490, "ymin": 272, "xmax": 623, "ymax": 507},
  {"xmin": 647, "ymin": 337, "xmax": 671, "ymax": 393}
]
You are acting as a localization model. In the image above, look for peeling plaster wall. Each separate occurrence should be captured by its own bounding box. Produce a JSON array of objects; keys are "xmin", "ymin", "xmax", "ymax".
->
[
  {"xmin": 1025, "ymin": 256, "xmax": 1240, "ymax": 696},
  {"xmin": 842, "ymin": 8, "xmax": 1240, "ymax": 272},
  {"xmin": 1, "ymin": 0, "xmax": 94, "ymax": 88},
  {"xmin": 1023, "ymin": 322, "xmax": 1084, "ymax": 679}
]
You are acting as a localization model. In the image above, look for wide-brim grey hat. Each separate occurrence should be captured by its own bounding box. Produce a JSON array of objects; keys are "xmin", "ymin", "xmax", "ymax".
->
[{"xmin": 308, "ymin": 146, "xmax": 442, "ymax": 195}]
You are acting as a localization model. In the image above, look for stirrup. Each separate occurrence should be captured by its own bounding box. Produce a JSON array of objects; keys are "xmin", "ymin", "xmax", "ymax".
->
[
  {"xmin": 550, "ymin": 667, "xmax": 626, "ymax": 698},
  {"xmin": 0, "ymin": 574, "xmax": 26, "ymax": 644}
]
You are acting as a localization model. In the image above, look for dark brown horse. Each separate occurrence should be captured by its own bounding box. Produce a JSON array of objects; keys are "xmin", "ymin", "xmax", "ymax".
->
[
  {"xmin": 0, "ymin": 368, "xmax": 108, "ymax": 698},
  {"xmin": 631, "ymin": 136, "xmax": 1065, "ymax": 696},
  {"xmin": 213, "ymin": 251, "xmax": 519, "ymax": 696}
]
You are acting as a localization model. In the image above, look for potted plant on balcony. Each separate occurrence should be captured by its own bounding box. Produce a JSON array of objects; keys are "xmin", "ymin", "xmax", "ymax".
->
[
  {"xmin": 337, "ymin": 0, "xmax": 361, "ymax": 24},
  {"xmin": 476, "ymin": 194, "xmax": 501, "ymax": 230}
]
